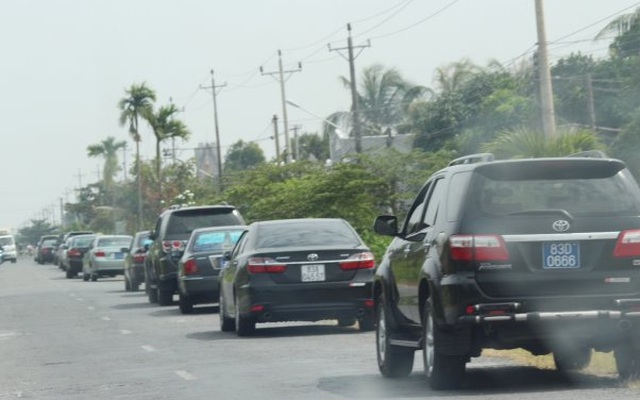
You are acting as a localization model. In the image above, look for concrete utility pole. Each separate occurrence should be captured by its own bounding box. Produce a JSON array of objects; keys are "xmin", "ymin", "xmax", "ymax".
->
[
  {"xmin": 585, "ymin": 73, "xmax": 597, "ymax": 131},
  {"xmin": 534, "ymin": 0, "xmax": 556, "ymax": 139},
  {"xmin": 261, "ymin": 50, "xmax": 301, "ymax": 163},
  {"xmin": 290, "ymin": 124, "xmax": 302, "ymax": 161},
  {"xmin": 200, "ymin": 70, "xmax": 226, "ymax": 190},
  {"xmin": 272, "ymin": 115, "xmax": 281, "ymax": 161},
  {"xmin": 329, "ymin": 23, "xmax": 370, "ymax": 154}
]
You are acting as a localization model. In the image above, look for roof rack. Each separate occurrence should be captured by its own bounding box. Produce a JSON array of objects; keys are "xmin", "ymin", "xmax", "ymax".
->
[
  {"xmin": 567, "ymin": 150, "xmax": 608, "ymax": 159},
  {"xmin": 448, "ymin": 153, "xmax": 495, "ymax": 167}
]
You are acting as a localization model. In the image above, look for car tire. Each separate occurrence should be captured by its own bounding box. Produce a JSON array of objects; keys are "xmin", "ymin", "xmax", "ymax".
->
[
  {"xmin": 157, "ymin": 287, "xmax": 173, "ymax": 306},
  {"xmin": 124, "ymin": 276, "xmax": 131, "ymax": 291},
  {"xmin": 234, "ymin": 292, "xmax": 255, "ymax": 336},
  {"xmin": 615, "ymin": 344, "xmax": 640, "ymax": 380},
  {"xmin": 130, "ymin": 279, "xmax": 139, "ymax": 292},
  {"xmin": 337, "ymin": 317, "xmax": 356, "ymax": 327},
  {"xmin": 65, "ymin": 269, "xmax": 73, "ymax": 279},
  {"xmin": 82, "ymin": 272, "xmax": 89, "ymax": 282},
  {"xmin": 178, "ymin": 294, "xmax": 194, "ymax": 314},
  {"xmin": 358, "ymin": 313, "xmax": 375, "ymax": 332},
  {"xmin": 553, "ymin": 347, "xmax": 592, "ymax": 371},
  {"xmin": 148, "ymin": 285, "xmax": 158, "ymax": 304},
  {"xmin": 422, "ymin": 300, "xmax": 466, "ymax": 390},
  {"xmin": 219, "ymin": 289, "xmax": 235, "ymax": 332},
  {"xmin": 376, "ymin": 299, "xmax": 414, "ymax": 378},
  {"xmin": 90, "ymin": 273, "xmax": 97, "ymax": 282}
]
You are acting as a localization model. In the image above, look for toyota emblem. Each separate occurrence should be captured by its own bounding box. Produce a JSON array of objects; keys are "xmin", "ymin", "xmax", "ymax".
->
[
  {"xmin": 552, "ymin": 220, "xmax": 570, "ymax": 232},
  {"xmin": 307, "ymin": 253, "xmax": 319, "ymax": 261}
]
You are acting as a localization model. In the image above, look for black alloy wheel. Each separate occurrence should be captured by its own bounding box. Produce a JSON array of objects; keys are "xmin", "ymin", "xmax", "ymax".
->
[
  {"xmin": 178, "ymin": 294, "xmax": 194, "ymax": 314},
  {"xmin": 157, "ymin": 287, "xmax": 173, "ymax": 306},
  {"xmin": 234, "ymin": 292, "xmax": 255, "ymax": 336},
  {"xmin": 219, "ymin": 289, "xmax": 235, "ymax": 332}
]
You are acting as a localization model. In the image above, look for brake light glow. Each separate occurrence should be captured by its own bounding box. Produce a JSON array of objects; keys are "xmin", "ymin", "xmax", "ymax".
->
[
  {"xmin": 184, "ymin": 258, "xmax": 198, "ymax": 275},
  {"xmin": 339, "ymin": 252, "xmax": 376, "ymax": 270},
  {"xmin": 162, "ymin": 241, "xmax": 172, "ymax": 253},
  {"xmin": 450, "ymin": 234, "xmax": 509, "ymax": 261},
  {"xmin": 133, "ymin": 254, "xmax": 146, "ymax": 264},
  {"xmin": 68, "ymin": 248, "xmax": 81, "ymax": 257},
  {"xmin": 247, "ymin": 257, "xmax": 286, "ymax": 274},
  {"xmin": 94, "ymin": 250, "xmax": 106, "ymax": 257},
  {"xmin": 613, "ymin": 230, "xmax": 640, "ymax": 258}
]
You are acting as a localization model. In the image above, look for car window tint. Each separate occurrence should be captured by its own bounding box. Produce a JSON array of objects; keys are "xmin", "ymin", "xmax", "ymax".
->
[
  {"xmin": 256, "ymin": 221, "xmax": 361, "ymax": 249},
  {"xmin": 98, "ymin": 237, "xmax": 132, "ymax": 247},
  {"xmin": 135, "ymin": 233, "xmax": 150, "ymax": 247},
  {"xmin": 167, "ymin": 212, "xmax": 242, "ymax": 235},
  {"xmin": 192, "ymin": 229, "xmax": 244, "ymax": 252},
  {"xmin": 423, "ymin": 179, "xmax": 445, "ymax": 227},
  {"xmin": 42, "ymin": 240, "xmax": 57, "ymax": 246},
  {"xmin": 404, "ymin": 183, "xmax": 431, "ymax": 234},
  {"xmin": 73, "ymin": 237, "xmax": 95, "ymax": 247}
]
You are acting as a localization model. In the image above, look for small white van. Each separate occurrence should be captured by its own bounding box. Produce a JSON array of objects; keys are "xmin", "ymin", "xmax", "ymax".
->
[{"xmin": 0, "ymin": 235, "xmax": 17, "ymax": 263}]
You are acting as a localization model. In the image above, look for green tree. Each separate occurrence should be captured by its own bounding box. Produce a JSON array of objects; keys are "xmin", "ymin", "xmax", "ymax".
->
[
  {"xmin": 223, "ymin": 140, "xmax": 266, "ymax": 172},
  {"xmin": 297, "ymin": 132, "xmax": 329, "ymax": 162},
  {"xmin": 596, "ymin": 7, "xmax": 640, "ymax": 58},
  {"xmin": 326, "ymin": 64, "xmax": 430, "ymax": 137},
  {"xmin": 87, "ymin": 136, "xmax": 127, "ymax": 189},
  {"xmin": 482, "ymin": 127, "xmax": 604, "ymax": 159},
  {"xmin": 143, "ymin": 103, "xmax": 191, "ymax": 180},
  {"xmin": 433, "ymin": 58, "xmax": 482, "ymax": 93},
  {"xmin": 118, "ymin": 82, "xmax": 156, "ymax": 230},
  {"xmin": 17, "ymin": 219, "xmax": 57, "ymax": 246}
]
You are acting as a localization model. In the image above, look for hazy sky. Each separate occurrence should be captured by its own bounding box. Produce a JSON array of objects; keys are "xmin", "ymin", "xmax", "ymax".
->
[{"xmin": 1, "ymin": 0, "xmax": 638, "ymax": 230}]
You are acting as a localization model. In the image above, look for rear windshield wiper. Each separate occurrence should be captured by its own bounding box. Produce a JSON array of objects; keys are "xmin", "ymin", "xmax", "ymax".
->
[{"xmin": 508, "ymin": 209, "xmax": 574, "ymax": 221}]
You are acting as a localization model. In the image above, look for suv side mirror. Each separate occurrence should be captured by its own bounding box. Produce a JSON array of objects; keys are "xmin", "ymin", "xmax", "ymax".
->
[
  {"xmin": 373, "ymin": 215, "xmax": 399, "ymax": 237},
  {"xmin": 149, "ymin": 230, "xmax": 157, "ymax": 240}
]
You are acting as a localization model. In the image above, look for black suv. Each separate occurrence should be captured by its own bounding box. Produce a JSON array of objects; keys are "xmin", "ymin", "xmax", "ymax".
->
[
  {"xmin": 145, "ymin": 205, "xmax": 245, "ymax": 306},
  {"xmin": 373, "ymin": 152, "xmax": 640, "ymax": 389}
]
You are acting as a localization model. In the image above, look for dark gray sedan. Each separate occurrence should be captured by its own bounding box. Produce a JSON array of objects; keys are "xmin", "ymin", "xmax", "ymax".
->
[
  {"xmin": 219, "ymin": 218, "xmax": 375, "ymax": 336},
  {"xmin": 176, "ymin": 225, "xmax": 246, "ymax": 314}
]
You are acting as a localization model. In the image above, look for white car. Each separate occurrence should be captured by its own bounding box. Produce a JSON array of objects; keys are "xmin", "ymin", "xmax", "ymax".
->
[
  {"xmin": 0, "ymin": 235, "xmax": 17, "ymax": 263},
  {"xmin": 82, "ymin": 235, "xmax": 133, "ymax": 281}
]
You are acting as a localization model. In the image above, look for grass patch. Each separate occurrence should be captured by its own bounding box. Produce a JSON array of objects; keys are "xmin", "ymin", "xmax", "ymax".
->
[{"xmin": 482, "ymin": 348, "xmax": 617, "ymax": 375}]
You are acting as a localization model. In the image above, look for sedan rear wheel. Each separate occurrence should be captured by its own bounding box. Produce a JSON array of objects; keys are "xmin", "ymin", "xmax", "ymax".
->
[
  {"xmin": 422, "ymin": 300, "xmax": 466, "ymax": 390},
  {"xmin": 376, "ymin": 299, "xmax": 414, "ymax": 378},
  {"xmin": 219, "ymin": 289, "xmax": 235, "ymax": 332},
  {"xmin": 178, "ymin": 294, "xmax": 194, "ymax": 314},
  {"xmin": 234, "ymin": 292, "xmax": 255, "ymax": 336},
  {"xmin": 124, "ymin": 276, "xmax": 131, "ymax": 291},
  {"xmin": 157, "ymin": 287, "xmax": 173, "ymax": 306},
  {"xmin": 82, "ymin": 272, "xmax": 89, "ymax": 282}
]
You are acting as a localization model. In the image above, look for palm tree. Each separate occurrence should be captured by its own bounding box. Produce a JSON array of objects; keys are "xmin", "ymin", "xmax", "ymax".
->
[
  {"xmin": 433, "ymin": 59, "xmax": 482, "ymax": 93},
  {"xmin": 118, "ymin": 82, "xmax": 156, "ymax": 230},
  {"xmin": 595, "ymin": 7, "xmax": 640, "ymax": 58},
  {"xmin": 87, "ymin": 136, "xmax": 127, "ymax": 187},
  {"xmin": 326, "ymin": 64, "xmax": 430, "ymax": 139},
  {"xmin": 143, "ymin": 104, "xmax": 191, "ymax": 180}
]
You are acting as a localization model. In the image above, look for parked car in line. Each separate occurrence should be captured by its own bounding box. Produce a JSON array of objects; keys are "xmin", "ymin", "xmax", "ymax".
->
[
  {"xmin": 35, "ymin": 235, "xmax": 59, "ymax": 264},
  {"xmin": 123, "ymin": 230, "xmax": 151, "ymax": 292},
  {"xmin": 219, "ymin": 218, "xmax": 376, "ymax": 336},
  {"xmin": 176, "ymin": 225, "xmax": 246, "ymax": 314},
  {"xmin": 372, "ymin": 151, "xmax": 640, "ymax": 389},
  {"xmin": 63, "ymin": 234, "xmax": 96, "ymax": 279},
  {"xmin": 145, "ymin": 204, "xmax": 245, "ymax": 306},
  {"xmin": 82, "ymin": 235, "xmax": 132, "ymax": 281},
  {"xmin": 57, "ymin": 230, "xmax": 94, "ymax": 269},
  {"xmin": 0, "ymin": 234, "xmax": 17, "ymax": 263},
  {"xmin": 36, "ymin": 238, "xmax": 58, "ymax": 264}
]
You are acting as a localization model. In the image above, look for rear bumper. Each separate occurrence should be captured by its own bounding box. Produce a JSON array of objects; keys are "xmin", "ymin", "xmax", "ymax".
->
[
  {"xmin": 240, "ymin": 281, "xmax": 374, "ymax": 323},
  {"xmin": 178, "ymin": 275, "xmax": 219, "ymax": 300}
]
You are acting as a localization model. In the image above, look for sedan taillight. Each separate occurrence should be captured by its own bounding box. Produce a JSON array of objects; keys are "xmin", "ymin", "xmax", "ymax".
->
[
  {"xmin": 184, "ymin": 258, "xmax": 199, "ymax": 275},
  {"xmin": 613, "ymin": 230, "xmax": 640, "ymax": 257},
  {"xmin": 68, "ymin": 248, "xmax": 81, "ymax": 257},
  {"xmin": 247, "ymin": 257, "xmax": 286, "ymax": 274},
  {"xmin": 94, "ymin": 251, "xmax": 106, "ymax": 257},
  {"xmin": 339, "ymin": 252, "xmax": 375, "ymax": 270}
]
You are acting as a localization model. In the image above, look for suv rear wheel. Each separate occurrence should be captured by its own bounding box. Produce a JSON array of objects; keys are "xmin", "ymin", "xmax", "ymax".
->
[
  {"xmin": 376, "ymin": 298, "xmax": 414, "ymax": 378},
  {"xmin": 422, "ymin": 300, "xmax": 466, "ymax": 390},
  {"xmin": 553, "ymin": 347, "xmax": 591, "ymax": 371},
  {"xmin": 615, "ymin": 343, "xmax": 640, "ymax": 380}
]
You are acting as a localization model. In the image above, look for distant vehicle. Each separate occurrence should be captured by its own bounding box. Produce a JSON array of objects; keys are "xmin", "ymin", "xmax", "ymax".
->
[
  {"xmin": 145, "ymin": 205, "xmax": 245, "ymax": 306},
  {"xmin": 219, "ymin": 218, "xmax": 375, "ymax": 336},
  {"xmin": 0, "ymin": 234, "xmax": 17, "ymax": 263},
  {"xmin": 123, "ymin": 230, "xmax": 151, "ymax": 292},
  {"xmin": 372, "ymin": 151, "xmax": 640, "ymax": 389},
  {"xmin": 176, "ymin": 225, "xmax": 246, "ymax": 314},
  {"xmin": 36, "ymin": 239, "xmax": 58, "ymax": 264},
  {"xmin": 63, "ymin": 234, "xmax": 96, "ymax": 279},
  {"xmin": 82, "ymin": 235, "xmax": 132, "ymax": 281}
]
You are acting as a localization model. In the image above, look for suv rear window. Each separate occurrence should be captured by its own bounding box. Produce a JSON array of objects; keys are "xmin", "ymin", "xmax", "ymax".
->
[
  {"xmin": 166, "ymin": 209, "xmax": 243, "ymax": 235},
  {"xmin": 467, "ymin": 160, "xmax": 640, "ymax": 218}
]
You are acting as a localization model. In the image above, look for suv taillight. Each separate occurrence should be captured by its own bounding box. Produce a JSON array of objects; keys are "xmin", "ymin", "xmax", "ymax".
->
[
  {"xmin": 613, "ymin": 230, "xmax": 640, "ymax": 257},
  {"xmin": 247, "ymin": 257, "xmax": 286, "ymax": 274},
  {"xmin": 339, "ymin": 252, "xmax": 375, "ymax": 270},
  {"xmin": 450, "ymin": 234, "xmax": 509, "ymax": 262}
]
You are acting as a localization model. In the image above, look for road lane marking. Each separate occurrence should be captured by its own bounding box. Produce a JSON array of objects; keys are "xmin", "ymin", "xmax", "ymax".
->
[
  {"xmin": 87, "ymin": 306, "xmax": 95, "ymax": 311},
  {"xmin": 141, "ymin": 345, "xmax": 155, "ymax": 352},
  {"xmin": 101, "ymin": 316, "xmax": 111, "ymax": 321},
  {"xmin": 120, "ymin": 330, "xmax": 132, "ymax": 335},
  {"xmin": 176, "ymin": 370, "xmax": 197, "ymax": 381}
]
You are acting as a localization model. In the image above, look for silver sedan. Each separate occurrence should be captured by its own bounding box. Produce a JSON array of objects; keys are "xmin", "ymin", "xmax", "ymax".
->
[{"xmin": 82, "ymin": 235, "xmax": 133, "ymax": 282}]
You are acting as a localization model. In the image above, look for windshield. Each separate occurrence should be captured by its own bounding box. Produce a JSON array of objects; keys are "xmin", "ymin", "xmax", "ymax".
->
[{"xmin": 256, "ymin": 220, "xmax": 362, "ymax": 249}]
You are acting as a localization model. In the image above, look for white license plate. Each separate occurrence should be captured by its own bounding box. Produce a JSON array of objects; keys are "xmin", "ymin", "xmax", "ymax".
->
[{"xmin": 301, "ymin": 264, "xmax": 325, "ymax": 282}]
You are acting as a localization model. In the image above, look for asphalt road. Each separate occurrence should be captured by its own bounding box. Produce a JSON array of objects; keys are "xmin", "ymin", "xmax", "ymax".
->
[{"xmin": 1, "ymin": 258, "xmax": 639, "ymax": 400}]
